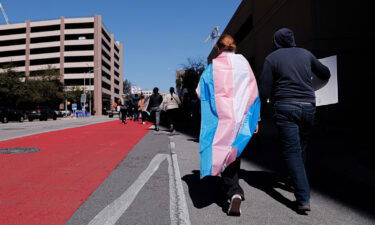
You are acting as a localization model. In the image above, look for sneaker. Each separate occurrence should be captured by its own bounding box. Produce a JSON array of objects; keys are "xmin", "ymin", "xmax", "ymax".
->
[
  {"xmin": 297, "ymin": 204, "xmax": 311, "ymax": 213},
  {"xmin": 227, "ymin": 194, "xmax": 242, "ymax": 216}
]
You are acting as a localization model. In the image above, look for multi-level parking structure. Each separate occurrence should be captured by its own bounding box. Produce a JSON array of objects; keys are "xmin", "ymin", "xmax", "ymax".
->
[{"xmin": 0, "ymin": 15, "xmax": 123, "ymax": 115}]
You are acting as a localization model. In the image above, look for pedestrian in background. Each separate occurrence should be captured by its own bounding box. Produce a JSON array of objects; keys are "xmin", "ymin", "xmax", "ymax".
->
[
  {"xmin": 197, "ymin": 34, "xmax": 260, "ymax": 216},
  {"xmin": 189, "ymin": 91, "xmax": 201, "ymax": 138},
  {"xmin": 259, "ymin": 28, "xmax": 330, "ymax": 213},
  {"xmin": 132, "ymin": 93, "xmax": 141, "ymax": 121},
  {"xmin": 163, "ymin": 87, "xmax": 181, "ymax": 132},
  {"xmin": 125, "ymin": 94, "xmax": 134, "ymax": 120},
  {"xmin": 147, "ymin": 87, "xmax": 163, "ymax": 131},
  {"xmin": 138, "ymin": 95, "xmax": 149, "ymax": 124},
  {"xmin": 119, "ymin": 96, "xmax": 127, "ymax": 124}
]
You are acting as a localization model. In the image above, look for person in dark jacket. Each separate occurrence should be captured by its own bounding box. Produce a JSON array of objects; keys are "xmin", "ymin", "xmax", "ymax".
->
[
  {"xmin": 119, "ymin": 96, "xmax": 128, "ymax": 124},
  {"xmin": 147, "ymin": 87, "xmax": 163, "ymax": 131},
  {"xmin": 124, "ymin": 94, "xmax": 134, "ymax": 119},
  {"xmin": 132, "ymin": 94, "xmax": 141, "ymax": 121},
  {"xmin": 259, "ymin": 28, "xmax": 330, "ymax": 213}
]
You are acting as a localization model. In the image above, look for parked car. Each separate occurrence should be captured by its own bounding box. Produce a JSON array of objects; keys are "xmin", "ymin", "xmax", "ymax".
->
[
  {"xmin": 0, "ymin": 107, "xmax": 25, "ymax": 123},
  {"xmin": 58, "ymin": 110, "xmax": 71, "ymax": 117},
  {"xmin": 27, "ymin": 106, "xmax": 57, "ymax": 121}
]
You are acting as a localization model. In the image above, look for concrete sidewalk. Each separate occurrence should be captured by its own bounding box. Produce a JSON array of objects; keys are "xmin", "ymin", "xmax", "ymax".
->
[
  {"xmin": 0, "ymin": 116, "xmax": 117, "ymax": 141},
  {"xmin": 171, "ymin": 131, "xmax": 374, "ymax": 225}
]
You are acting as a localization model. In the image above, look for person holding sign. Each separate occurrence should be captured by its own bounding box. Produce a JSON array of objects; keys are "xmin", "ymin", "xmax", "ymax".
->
[{"xmin": 259, "ymin": 28, "xmax": 330, "ymax": 213}]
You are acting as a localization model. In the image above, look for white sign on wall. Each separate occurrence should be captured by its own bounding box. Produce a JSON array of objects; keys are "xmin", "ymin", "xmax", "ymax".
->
[{"xmin": 313, "ymin": 55, "xmax": 339, "ymax": 106}]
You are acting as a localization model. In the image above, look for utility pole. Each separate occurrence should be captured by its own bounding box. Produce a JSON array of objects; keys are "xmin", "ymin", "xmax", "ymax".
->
[{"xmin": 0, "ymin": 3, "xmax": 10, "ymax": 24}]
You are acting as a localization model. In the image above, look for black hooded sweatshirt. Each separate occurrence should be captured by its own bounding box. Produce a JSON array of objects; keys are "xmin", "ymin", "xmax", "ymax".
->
[{"xmin": 259, "ymin": 28, "xmax": 331, "ymax": 104}]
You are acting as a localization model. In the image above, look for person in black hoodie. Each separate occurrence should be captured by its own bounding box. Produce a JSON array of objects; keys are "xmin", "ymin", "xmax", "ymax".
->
[
  {"xmin": 147, "ymin": 87, "xmax": 163, "ymax": 131},
  {"xmin": 259, "ymin": 28, "xmax": 330, "ymax": 213}
]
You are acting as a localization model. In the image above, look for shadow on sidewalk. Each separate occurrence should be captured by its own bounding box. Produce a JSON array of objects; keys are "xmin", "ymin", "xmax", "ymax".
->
[
  {"xmin": 181, "ymin": 170, "xmax": 229, "ymax": 213},
  {"xmin": 239, "ymin": 170, "xmax": 301, "ymax": 213},
  {"xmin": 173, "ymin": 106, "xmax": 375, "ymax": 218}
]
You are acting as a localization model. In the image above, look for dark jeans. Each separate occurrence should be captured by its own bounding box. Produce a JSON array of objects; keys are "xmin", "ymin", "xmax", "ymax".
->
[
  {"xmin": 274, "ymin": 101, "xmax": 315, "ymax": 205},
  {"xmin": 141, "ymin": 111, "xmax": 148, "ymax": 123},
  {"xmin": 120, "ymin": 109, "xmax": 127, "ymax": 124},
  {"xmin": 222, "ymin": 157, "xmax": 244, "ymax": 200},
  {"xmin": 166, "ymin": 108, "xmax": 179, "ymax": 130},
  {"xmin": 149, "ymin": 106, "xmax": 161, "ymax": 127},
  {"xmin": 133, "ymin": 108, "xmax": 139, "ymax": 121}
]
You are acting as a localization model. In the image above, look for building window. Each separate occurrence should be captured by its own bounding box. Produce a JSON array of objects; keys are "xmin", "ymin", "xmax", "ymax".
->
[
  {"xmin": 65, "ymin": 22, "xmax": 94, "ymax": 29},
  {"xmin": 64, "ymin": 56, "xmax": 94, "ymax": 63},
  {"xmin": 30, "ymin": 36, "xmax": 60, "ymax": 44},
  {"xmin": 101, "ymin": 39, "xmax": 110, "ymax": 52},
  {"xmin": 114, "ymin": 53, "xmax": 119, "ymax": 61},
  {"xmin": 102, "ymin": 81, "xmax": 111, "ymax": 90},
  {"xmin": 114, "ymin": 70, "xmax": 120, "ymax": 77},
  {"xmin": 65, "ymin": 33, "xmax": 94, "ymax": 40},
  {"xmin": 0, "ymin": 28, "xmax": 26, "ymax": 36},
  {"xmin": 31, "ymin": 25, "xmax": 60, "ymax": 33},
  {"xmin": 115, "ymin": 88, "xmax": 119, "ymax": 94},
  {"xmin": 0, "ymin": 38, "xmax": 26, "ymax": 46},
  {"xmin": 114, "ymin": 45, "xmax": 119, "ymax": 53},
  {"xmin": 29, "ymin": 69, "xmax": 59, "ymax": 77},
  {"xmin": 0, "ymin": 49, "xmax": 26, "ymax": 58},
  {"xmin": 0, "ymin": 60, "xmax": 25, "ymax": 68},
  {"xmin": 114, "ymin": 62, "xmax": 119, "ymax": 69},
  {"xmin": 64, "ymin": 78, "xmax": 94, "ymax": 86},
  {"xmin": 102, "ymin": 50, "xmax": 111, "ymax": 61},
  {"xmin": 102, "ymin": 70, "xmax": 111, "ymax": 80},
  {"xmin": 102, "ymin": 29, "xmax": 111, "ymax": 43},
  {"xmin": 65, "ymin": 67, "xmax": 94, "ymax": 74},
  {"xmin": 30, "ymin": 58, "xmax": 59, "ymax": 66},
  {"xmin": 114, "ymin": 79, "xmax": 119, "ymax": 85},
  {"xmin": 30, "ymin": 47, "xmax": 60, "ymax": 55},
  {"xmin": 102, "ymin": 60, "xmax": 111, "ymax": 71},
  {"xmin": 64, "ymin": 45, "xmax": 94, "ymax": 51}
]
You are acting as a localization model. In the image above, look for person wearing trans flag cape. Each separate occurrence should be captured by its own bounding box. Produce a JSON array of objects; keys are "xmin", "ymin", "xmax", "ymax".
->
[{"xmin": 196, "ymin": 34, "xmax": 260, "ymax": 216}]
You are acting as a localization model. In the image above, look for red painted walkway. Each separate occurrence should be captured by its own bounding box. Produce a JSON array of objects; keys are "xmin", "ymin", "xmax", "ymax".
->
[{"xmin": 0, "ymin": 120, "xmax": 150, "ymax": 225}]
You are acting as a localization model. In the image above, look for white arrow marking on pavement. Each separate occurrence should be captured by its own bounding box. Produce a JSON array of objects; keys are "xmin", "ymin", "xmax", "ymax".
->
[{"xmin": 87, "ymin": 153, "xmax": 168, "ymax": 225}]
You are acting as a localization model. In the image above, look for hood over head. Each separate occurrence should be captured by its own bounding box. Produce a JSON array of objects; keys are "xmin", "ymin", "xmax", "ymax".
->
[{"xmin": 273, "ymin": 28, "xmax": 296, "ymax": 49}]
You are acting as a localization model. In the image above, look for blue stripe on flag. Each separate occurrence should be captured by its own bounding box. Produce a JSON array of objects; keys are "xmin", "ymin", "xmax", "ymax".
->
[
  {"xmin": 199, "ymin": 64, "xmax": 219, "ymax": 179},
  {"xmin": 231, "ymin": 97, "xmax": 261, "ymax": 157}
]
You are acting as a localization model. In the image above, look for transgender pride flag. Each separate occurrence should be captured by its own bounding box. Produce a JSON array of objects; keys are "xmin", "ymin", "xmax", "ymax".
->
[{"xmin": 196, "ymin": 52, "xmax": 260, "ymax": 179}]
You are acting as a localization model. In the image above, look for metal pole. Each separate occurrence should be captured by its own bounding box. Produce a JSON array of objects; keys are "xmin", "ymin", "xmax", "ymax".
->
[
  {"xmin": 87, "ymin": 66, "xmax": 101, "ymax": 115},
  {"xmin": 89, "ymin": 72, "xmax": 92, "ymax": 114},
  {"xmin": 83, "ymin": 72, "xmax": 86, "ymax": 112}
]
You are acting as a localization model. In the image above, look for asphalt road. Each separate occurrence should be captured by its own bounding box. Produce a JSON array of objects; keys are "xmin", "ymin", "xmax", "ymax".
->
[{"xmin": 1, "ymin": 118, "xmax": 374, "ymax": 225}]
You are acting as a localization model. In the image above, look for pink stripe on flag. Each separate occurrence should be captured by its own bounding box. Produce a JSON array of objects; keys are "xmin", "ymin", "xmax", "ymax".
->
[{"xmin": 211, "ymin": 53, "xmax": 236, "ymax": 175}]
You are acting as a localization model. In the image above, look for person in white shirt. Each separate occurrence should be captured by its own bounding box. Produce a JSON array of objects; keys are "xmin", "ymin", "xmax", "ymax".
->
[{"xmin": 163, "ymin": 87, "xmax": 181, "ymax": 132}]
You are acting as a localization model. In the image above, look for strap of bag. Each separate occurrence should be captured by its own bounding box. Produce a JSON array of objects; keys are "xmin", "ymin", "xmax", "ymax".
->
[{"xmin": 171, "ymin": 94, "xmax": 181, "ymax": 107}]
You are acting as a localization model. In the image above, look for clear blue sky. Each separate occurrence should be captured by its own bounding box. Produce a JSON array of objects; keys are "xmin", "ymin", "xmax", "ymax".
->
[{"xmin": 1, "ymin": 0, "xmax": 241, "ymax": 92}]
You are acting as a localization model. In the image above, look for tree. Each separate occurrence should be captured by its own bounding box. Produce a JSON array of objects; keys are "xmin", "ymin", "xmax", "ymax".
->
[
  {"xmin": 0, "ymin": 66, "xmax": 25, "ymax": 108},
  {"xmin": 0, "ymin": 65, "xmax": 65, "ymax": 109},
  {"xmin": 123, "ymin": 79, "xmax": 132, "ymax": 94},
  {"xmin": 65, "ymin": 87, "xmax": 84, "ymax": 105},
  {"xmin": 181, "ymin": 57, "xmax": 206, "ymax": 73},
  {"xmin": 179, "ymin": 57, "xmax": 206, "ymax": 90},
  {"xmin": 22, "ymin": 66, "xmax": 64, "ymax": 109}
]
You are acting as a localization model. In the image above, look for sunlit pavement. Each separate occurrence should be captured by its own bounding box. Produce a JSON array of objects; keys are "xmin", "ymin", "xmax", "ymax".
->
[
  {"xmin": 0, "ymin": 116, "xmax": 118, "ymax": 141},
  {"xmin": 1, "ymin": 119, "xmax": 374, "ymax": 225}
]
